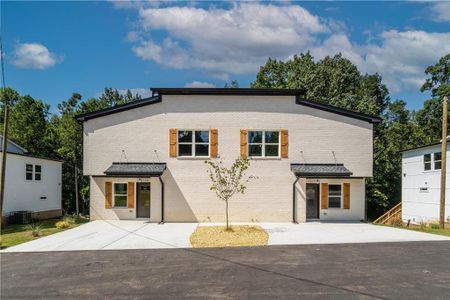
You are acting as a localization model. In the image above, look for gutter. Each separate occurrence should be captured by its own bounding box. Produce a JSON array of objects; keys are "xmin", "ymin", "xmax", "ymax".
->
[
  {"xmin": 158, "ymin": 176, "xmax": 165, "ymax": 224},
  {"xmin": 292, "ymin": 176, "xmax": 300, "ymax": 224}
]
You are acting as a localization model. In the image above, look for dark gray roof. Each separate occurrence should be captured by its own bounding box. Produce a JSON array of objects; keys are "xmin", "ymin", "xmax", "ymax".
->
[
  {"xmin": 104, "ymin": 162, "xmax": 166, "ymax": 176},
  {"xmin": 291, "ymin": 163, "xmax": 353, "ymax": 177}
]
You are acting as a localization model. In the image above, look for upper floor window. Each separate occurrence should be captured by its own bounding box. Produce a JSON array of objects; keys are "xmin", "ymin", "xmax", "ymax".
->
[
  {"xmin": 328, "ymin": 184, "xmax": 342, "ymax": 208},
  {"xmin": 113, "ymin": 183, "xmax": 128, "ymax": 207},
  {"xmin": 35, "ymin": 165, "xmax": 42, "ymax": 181},
  {"xmin": 178, "ymin": 130, "xmax": 210, "ymax": 157},
  {"xmin": 424, "ymin": 152, "xmax": 442, "ymax": 171},
  {"xmin": 433, "ymin": 152, "xmax": 442, "ymax": 170},
  {"xmin": 248, "ymin": 130, "xmax": 280, "ymax": 157},
  {"xmin": 26, "ymin": 164, "xmax": 33, "ymax": 180}
]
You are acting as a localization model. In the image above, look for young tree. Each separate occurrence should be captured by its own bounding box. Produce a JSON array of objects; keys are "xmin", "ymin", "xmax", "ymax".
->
[{"xmin": 205, "ymin": 158, "xmax": 255, "ymax": 231}]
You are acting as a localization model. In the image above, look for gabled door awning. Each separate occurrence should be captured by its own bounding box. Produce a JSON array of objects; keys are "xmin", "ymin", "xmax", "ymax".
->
[
  {"xmin": 291, "ymin": 163, "xmax": 352, "ymax": 177},
  {"xmin": 104, "ymin": 162, "xmax": 166, "ymax": 177}
]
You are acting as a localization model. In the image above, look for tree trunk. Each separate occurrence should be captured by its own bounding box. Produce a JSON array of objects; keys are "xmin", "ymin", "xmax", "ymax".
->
[{"xmin": 225, "ymin": 199, "xmax": 229, "ymax": 231}]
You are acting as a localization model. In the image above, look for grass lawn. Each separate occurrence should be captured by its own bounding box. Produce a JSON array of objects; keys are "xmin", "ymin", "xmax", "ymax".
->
[
  {"xmin": 190, "ymin": 225, "xmax": 269, "ymax": 248},
  {"xmin": 375, "ymin": 223, "xmax": 450, "ymax": 237},
  {"xmin": 0, "ymin": 216, "xmax": 88, "ymax": 249}
]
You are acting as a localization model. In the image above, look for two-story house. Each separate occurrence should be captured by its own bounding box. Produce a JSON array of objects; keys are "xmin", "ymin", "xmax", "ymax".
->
[{"xmin": 76, "ymin": 88, "xmax": 380, "ymax": 223}]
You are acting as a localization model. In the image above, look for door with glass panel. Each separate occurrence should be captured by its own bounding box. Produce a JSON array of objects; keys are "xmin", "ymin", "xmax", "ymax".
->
[
  {"xmin": 306, "ymin": 183, "xmax": 319, "ymax": 219},
  {"xmin": 137, "ymin": 182, "xmax": 151, "ymax": 218}
]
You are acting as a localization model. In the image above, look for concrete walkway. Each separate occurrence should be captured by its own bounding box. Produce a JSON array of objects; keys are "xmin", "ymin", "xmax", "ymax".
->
[{"xmin": 2, "ymin": 220, "xmax": 448, "ymax": 252}]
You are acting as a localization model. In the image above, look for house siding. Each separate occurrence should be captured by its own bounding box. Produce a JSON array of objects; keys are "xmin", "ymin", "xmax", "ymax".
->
[
  {"xmin": 402, "ymin": 144, "xmax": 450, "ymax": 223},
  {"xmin": 84, "ymin": 95, "xmax": 373, "ymax": 222}
]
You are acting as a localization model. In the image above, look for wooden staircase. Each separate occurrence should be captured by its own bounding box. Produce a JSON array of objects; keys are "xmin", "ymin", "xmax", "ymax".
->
[{"xmin": 373, "ymin": 202, "xmax": 402, "ymax": 224}]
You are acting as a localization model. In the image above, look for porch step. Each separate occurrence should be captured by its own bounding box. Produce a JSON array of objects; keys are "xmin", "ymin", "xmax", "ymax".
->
[{"xmin": 373, "ymin": 202, "xmax": 402, "ymax": 225}]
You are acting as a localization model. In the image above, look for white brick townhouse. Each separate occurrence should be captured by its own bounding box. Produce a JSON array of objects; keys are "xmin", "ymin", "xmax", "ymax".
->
[{"xmin": 76, "ymin": 88, "xmax": 380, "ymax": 223}]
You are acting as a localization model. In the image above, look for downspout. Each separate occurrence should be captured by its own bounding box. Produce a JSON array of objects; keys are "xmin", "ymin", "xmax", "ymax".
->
[
  {"xmin": 158, "ymin": 176, "xmax": 164, "ymax": 224},
  {"xmin": 293, "ymin": 176, "xmax": 300, "ymax": 224}
]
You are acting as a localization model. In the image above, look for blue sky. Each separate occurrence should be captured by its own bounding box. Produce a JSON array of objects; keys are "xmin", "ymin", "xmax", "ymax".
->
[{"xmin": 2, "ymin": 1, "xmax": 450, "ymax": 112}]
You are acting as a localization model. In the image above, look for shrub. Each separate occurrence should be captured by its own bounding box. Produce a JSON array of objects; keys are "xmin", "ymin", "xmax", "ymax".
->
[
  {"xmin": 55, "ymin": 220, "xmax": 71, "ymax": 229},
  {"xmin": 26, "ymin": 223, "xmax": 43, "ymax": 237},
  {"xmin": 62, "ymin": 215, "xmax": 76, "ymax": 225},
  {"xmin": 429, "ymin": 223, "xmax": 440, "ymax": 230}
]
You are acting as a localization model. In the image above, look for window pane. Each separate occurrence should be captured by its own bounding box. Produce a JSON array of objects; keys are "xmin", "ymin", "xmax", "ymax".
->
[
  {"xmin": 248, "ymin": 131, "xmax": 262, "ymax": 143},
  {"xmin": 114, "ymin": 183, "xmax": 127, "ymax": 195},
  {"xmin": 178, "ymin": 131, "xmax": 192, "ymax": 143},
  {"xmin": 265, "ymin": 131, "xmax": 279, "ymax": 143},
  {"xmin": 195, "ymin": 144, "xmax": 209, "ymax": 156},
  {"xmin": 434, "ymin": 152, "xmax": 442, "ymax": 161},
  {"xmin": 26, "ymin": 172, "xmax": 33, "ymax": 180},
  {"xmin": 424, "ymin": 162, "xmax": 431, "ymax": 171},
  {"xmin": 35, "ymin": 165, "xmax": 41, "ymax": 172},
  {"xmin": 35, "ymin": 173, "xmax": 41, "ymax": 181},
  {"xmin": 329, "ymin": 197, "xmax": 341, "ymax": 208},
  {"xmin": 114, "ymin": 195, "xmax": 127, "ymax": 207},
  {"xmin": 435, "ymin": 161, "xmax": 442, "ymax": 170},
  {"xmin": 329, "ymin": 184, "xmax": 342, "ymax": 196},
  {"xmin": 195, "ymin": 131, "xmax": 209, "ymax": 143},
  {"xmin": 265, "ymin": 145, "xmax": 279, "ymax": 157},
  {"xmin": 424, "ymin": 154, "xmax": 431, "ymax": 162},
  {"xmin": 178, "ymin": 144, "xmax": 192, "ymax": 156},
  {"xmin": 249, "ymin": 145, "xmax": 262, "ymax": 156},
  {"xmin": 26, "ymin": 164, "xmax": 33, "ymax": 172}
]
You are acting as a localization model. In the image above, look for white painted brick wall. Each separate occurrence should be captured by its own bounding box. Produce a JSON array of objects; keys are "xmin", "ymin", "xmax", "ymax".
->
[{"xmin": 85, "ymin": 95, "xmax": 372, "ymax": 222}]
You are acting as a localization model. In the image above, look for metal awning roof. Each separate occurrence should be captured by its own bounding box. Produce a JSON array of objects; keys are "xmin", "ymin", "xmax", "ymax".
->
[
  {"xmin": 291, "ymin": 163, "xmax": 352, "ymax": 177},
  {"xmin": 104, "ymin": 162, "xmax": 166, "ymax": 176}
]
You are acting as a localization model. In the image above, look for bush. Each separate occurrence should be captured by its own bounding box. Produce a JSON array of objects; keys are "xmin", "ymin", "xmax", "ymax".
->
[
  {"xmin": 55, "ymin": 220, "xmax": 71, "ymax": 229},
  {"xmin": 429, "ymin": 223, "xmax": 440, "ymax": 230},
  {"xmin": 26, "ymin": 223, "xmax": 43, "ymax": 237},
  {"xmin": 62, "ymin": 215, "xmax": 76, "ymax": 225}
]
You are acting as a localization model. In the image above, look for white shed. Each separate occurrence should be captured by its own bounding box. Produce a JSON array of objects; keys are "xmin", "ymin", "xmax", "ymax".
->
[
  {"xmin": 402, "ymin": 138, "xmax": 450, "ymax": 223},
  {"xmin": 0, "ymin": 136, "xmax": 63, "ymax": 220}
]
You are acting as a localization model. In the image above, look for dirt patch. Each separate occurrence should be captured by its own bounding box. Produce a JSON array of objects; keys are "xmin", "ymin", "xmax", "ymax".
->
[{"xmin": 190, "ymin": 225, "xmax": 269, "ymax": 248}]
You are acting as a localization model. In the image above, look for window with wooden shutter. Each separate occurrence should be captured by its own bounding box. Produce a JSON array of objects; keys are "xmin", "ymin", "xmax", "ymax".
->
[
  {"xmin": 343, "ymin": 183, "xmax": 350, "ymax": 209},
  {"xmin": 210, "ymin": 129, "xmax": 218, "ymax": 158},
  {"xmin": 281, "ymin": 129, "xmax": 288, "ymax": 158},
  {"xmin": 321, "ymin": 183, "xmax": 328, "ymax": 209},
  {"xmin": 240, "ymin": 129, "xmax": 247, "ymax": 158},
  {"xmin": 105, "ymin": 182, "xmax": 112, "ymax": 209},
  {"xmin": 169, "ymin": 129, "xmax": 177, "ymax": 157},
  {"xmin": 128, "ymin": 182, "xmax": 135, "ymax": 208}
]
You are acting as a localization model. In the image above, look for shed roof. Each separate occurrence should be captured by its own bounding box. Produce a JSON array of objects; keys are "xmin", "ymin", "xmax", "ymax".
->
[
  {"xmin": 104, "ymin": 162, "xmax": 166, "ymax": 176},
  {"xmin": 290, "ymin": 163, "xmax": 353, "ymax": 177}
]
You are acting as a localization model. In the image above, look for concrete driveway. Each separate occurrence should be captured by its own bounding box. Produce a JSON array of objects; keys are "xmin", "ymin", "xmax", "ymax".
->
[{"xmin": 2, "ymin": 220, "xmax": 448, "ymax": 252}]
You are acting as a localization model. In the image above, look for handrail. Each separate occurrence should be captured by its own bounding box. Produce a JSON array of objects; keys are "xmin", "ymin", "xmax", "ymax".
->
[{"xmin": 374, "ymin": 202, "xmax": 402, "ymax": 224}]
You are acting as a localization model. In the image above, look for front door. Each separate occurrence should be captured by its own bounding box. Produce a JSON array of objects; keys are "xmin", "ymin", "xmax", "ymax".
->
[
  {"xmin": 306, "ymin": 183, "xmax": 319, "ymax": 219},
  {"xmin": 136, "ymin": 182, "xmax": 151, "ymax": 218}
]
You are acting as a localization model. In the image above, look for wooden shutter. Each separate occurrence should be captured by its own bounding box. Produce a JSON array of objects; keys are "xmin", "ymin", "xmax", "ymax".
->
[
  {"xmin": 281, "ymin": 129, "xmax": 288, "ymax": 158},
  {"xmin": 105, "ymin": 182, "xmax": 112, "ymax": 209},
  {"xmin": 240, "ymin": 129, "xmax": 247, "ymax": 158},
  {"xmin": 169, "ymin": 129, "xmax": 177, "ymax": 157},
  {"xmin": 210, "ymin": 129, "xmax": 218, "ymax": 158},
  {"xmin": 321, "ymin": 183, "xmax": 328, "ymax": 209},
  {"xmin": 127, "ymin": 182, "xmax": 135, "ymax": 208},
  {"xmin": 343, "ymin": 183, "xmax": 350, "ymax": 209}
]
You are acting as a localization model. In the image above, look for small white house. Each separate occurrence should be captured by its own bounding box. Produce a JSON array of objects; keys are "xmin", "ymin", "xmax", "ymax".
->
[
  {"xmin": 402, "ymin": 138, "xmax": 450, "ymax": 223},
  {"xmin": 0, "ymin": 136, "xmax": 63, "ymax": 220}
]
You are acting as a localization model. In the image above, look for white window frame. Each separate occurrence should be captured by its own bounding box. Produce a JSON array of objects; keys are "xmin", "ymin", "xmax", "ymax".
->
[
  {"xmin": 113, "ymin": 182, "xmax": 128, "ymax": 208},
  {"xmin": 328, "ymin": 183, "xmax": 343, "ymax": 209},
  {"xmin": 177, "ymin": 130, "xmax": 210, "ymax": 158},
  {"xmin": 35, "ymin": 165, "xmax": 42, "ymax": 181},
  {"xmin": 247, "ymin": 130, "xmax": 281, "ymax": 158},
  {"xmin": 25, "ymin": 164, "xmax": 33, "ymax": 181},
  {"xmin": 433, "ymin": 152, "xmax": 442, "ymax": 170}
]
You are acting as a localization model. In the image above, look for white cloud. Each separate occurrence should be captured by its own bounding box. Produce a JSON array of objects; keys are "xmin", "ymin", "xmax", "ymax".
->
[
  {"xmin": 120, "ymin": 2, "xmax": 450, "ymax": 93},
  {"xmin": 12, "ymin": 43, "xmax": 62, "ymax": 69},
  {"xmin": 429, "ymin": 1, "xmax": 450, "ymax": 22},
  {"xmin": 184, "ymin": 81, "xmax": 216, "ymax": 88}
]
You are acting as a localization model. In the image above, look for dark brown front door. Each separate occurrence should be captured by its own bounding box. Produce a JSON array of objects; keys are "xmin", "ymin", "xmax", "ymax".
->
[
  {"xmin": 306, "ymin": 183, "xmax": 319, "ymax": 219},
  {"xmin": 136, "ymin": 182, "xmax": 151, "ymax": 218}
]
